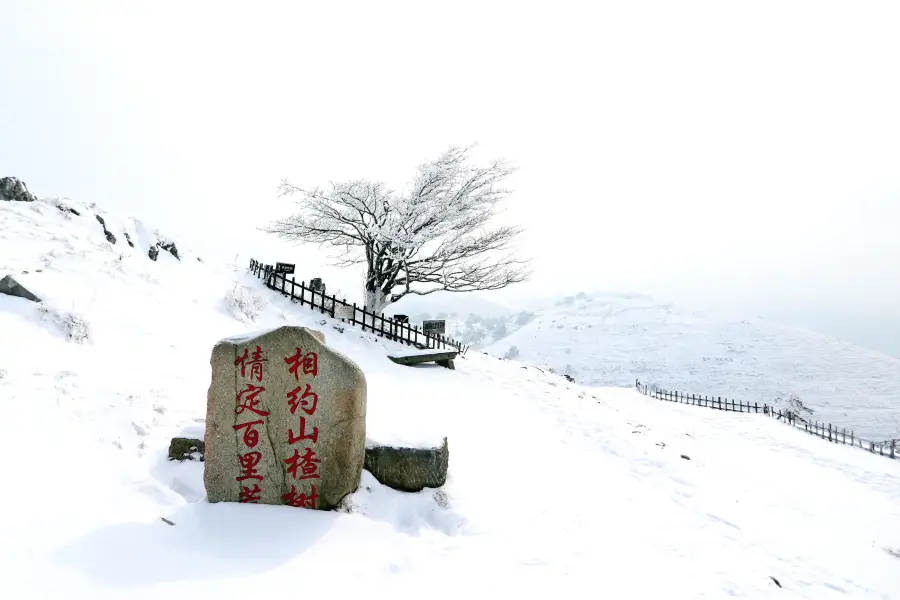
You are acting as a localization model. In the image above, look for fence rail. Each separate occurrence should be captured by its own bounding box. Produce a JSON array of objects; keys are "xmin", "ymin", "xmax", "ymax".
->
[
  {"xmin": 635, "ymin": 379, "xmax": 897, "ymax": 460},
  {"xmin": 249, "ymin": 259, "xmax": 468, "ymax": 355}
]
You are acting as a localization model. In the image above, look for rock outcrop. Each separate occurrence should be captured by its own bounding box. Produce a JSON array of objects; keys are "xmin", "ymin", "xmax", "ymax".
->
[
  {"xmin": 0, "ymin": 275, "xmax": 42, "ymax": 303},
  {"xmin": 94, "ymin": 215, "xmax": 117, "ymax": 244},
  {"xmin": 0, "ymin": 177, "xmax": 36, "ymax": 202}
]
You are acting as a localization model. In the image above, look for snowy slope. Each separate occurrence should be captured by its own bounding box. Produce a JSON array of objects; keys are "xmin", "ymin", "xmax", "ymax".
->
[
  {"xmin": 485, "ymin": 291, "xmax": 900, "ymax": 441},
  {"xmin": 1, "ymin": 197, "xmax": 899, "ymax": 600}
]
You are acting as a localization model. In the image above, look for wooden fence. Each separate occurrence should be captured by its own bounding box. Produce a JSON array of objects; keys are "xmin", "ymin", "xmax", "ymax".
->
[
  {"xmin": 634, "ymin": 379, "xmax": 897, "ymax": 460},
  {"xmin": 249, "ymin": 259, "xmax": 468, "ymax": 355}
]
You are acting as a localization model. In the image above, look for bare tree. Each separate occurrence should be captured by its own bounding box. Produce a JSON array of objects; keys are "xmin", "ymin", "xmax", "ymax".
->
[{"xmin": 263, "ymin": 145, "xmax": 531, "ymax": 312}]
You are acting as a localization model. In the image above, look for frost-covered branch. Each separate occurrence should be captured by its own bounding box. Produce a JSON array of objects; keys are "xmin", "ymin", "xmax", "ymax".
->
[{"xmin": 262, "ymin": 145, "xmax": 531, "ymax": 311}]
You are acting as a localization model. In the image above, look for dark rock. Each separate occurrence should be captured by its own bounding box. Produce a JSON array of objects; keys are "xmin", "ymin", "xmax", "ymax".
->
[
  {"xmin": 769, "ymin": 576, "xmax": 782, "ymax": 588},
  {"xmin": 159, "ymin": 242, "xmax": 180, "ymax": 260},
  {"xmin": 364, "ymin": 437, "xmax": 449, "ymax": 492},
  {"xmin": 94, "ymin": 214, "xmax": 116, "ymax": 244},
  {"xmin": 680, "ymin": 454, "xmax": 691, "ymax": 460},
  {"xmin": 168, "ymin": 437, "xmax": 205, "ymax": 461},
  {"xmin": 563, "ymin": 374, "xmax": 575, "ymax": 383},
  {"xmin": 0, "ymin": 177, "xmax": 37, "ymax": 202},
  {"xmin": 148, "ymin": 245, "xmax": 159, "ymax": 261},
  {"xmin": 0, "ymin": 275, "xmax": 41, "ymax": 303},
  {"xmin": 56, "ymin": 204, "xmax": 80, "ymax": 216},
  {"xmin": 124, "ymin": 232, "xmax": 134, "ymax": 248}
]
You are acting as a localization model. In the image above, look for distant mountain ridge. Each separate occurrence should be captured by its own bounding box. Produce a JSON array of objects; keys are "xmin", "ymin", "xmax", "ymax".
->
[{"xmin": 484, "ymin": 291, "xmax": 900, "ymax": 440}]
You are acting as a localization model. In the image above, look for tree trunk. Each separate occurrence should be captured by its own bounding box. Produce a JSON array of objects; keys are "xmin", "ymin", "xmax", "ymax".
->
[{"xmin": 365, "ymin": 288, "xmax": 390, "ymax": 314}]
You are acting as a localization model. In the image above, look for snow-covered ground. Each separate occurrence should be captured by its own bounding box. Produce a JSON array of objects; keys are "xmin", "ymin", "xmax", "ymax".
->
[
  {"xmin": 486, "ymin": 291, "xmax": 900, "ymax": 441},
  {"xmin": 2, "ymin": 196, "xmax": 899, "ymax": 599}
]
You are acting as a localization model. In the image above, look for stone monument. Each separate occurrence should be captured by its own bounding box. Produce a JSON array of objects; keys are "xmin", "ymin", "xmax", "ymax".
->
[{"xmin": 204, "ymin": 326, "xmax": 366, "ymax": 509}]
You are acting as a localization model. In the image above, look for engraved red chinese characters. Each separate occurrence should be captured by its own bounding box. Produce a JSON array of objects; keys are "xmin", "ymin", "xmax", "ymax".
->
[
  {"xmin": 284, "ymin": 447, "xmax": 321, "ymax": 480},
  {"xmin": 233, "ymin": 419, "xmax": 264, "ymax": 447},
  {"xmin": 288, "ymin": 417, "xmax": 319, "ymax": 444},
  {"xmin": 239, "ymin": 484, "xmax": 262, "ymax": 503},
  {"xmin": 235, "ymin": 345, "xmax": 268, "ymax": 382},
  {"xmin": 287, "ymin": 384, "xmax": 318, "ymax": 416},
  {"xmin": 283, "ymin": 484, "xmax": 319, "ymax": 508},
  {"xmin": 235, "ymin": 384, "xmax": 270, "ymax": 417},
  {"xmin": 236, "ymin": 451, "xmax": 263, "ymax": 482},
  {"xmin": 285, "ymin": 348, "xmax": 318, "ymax": 379}
]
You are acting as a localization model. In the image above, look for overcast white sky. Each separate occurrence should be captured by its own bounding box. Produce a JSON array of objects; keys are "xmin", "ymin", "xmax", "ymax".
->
[{"xmin": 2, "ymin": 1, "xmax": 899, "ymax": 354}]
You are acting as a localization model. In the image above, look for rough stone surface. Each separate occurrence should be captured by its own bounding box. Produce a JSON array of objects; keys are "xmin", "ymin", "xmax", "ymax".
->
[
  {"xmin": 160, "ymin": 242, "xmax": 180, "ymax": 260},
  {"xmin": 94, "ymin": 214, "xmax": 117, "ymax": 244},
  {"xmin": 0, "ymin": 177, "xmax": 36, "ymax": 202},
  {"xmin": 148, "ymin": 245, "xmax": 160, "ymax": 261},
  {"xmin": 364, "ymin": 437, "xmax": 449, "ymax": 492},
  {"xmin": 204, "ymin": 326, "xmax": 367, "ymax": 510},
  {"xmin": 56, "ymin": 204, "xmax": 80, "ymax": 216},
  {"xmin": 169, "ymin": 437, "xmax": 205, "ymax": 461},
  {"xmin": 0, "ymin": 275, "xmax": 42, "ymax": 303}
]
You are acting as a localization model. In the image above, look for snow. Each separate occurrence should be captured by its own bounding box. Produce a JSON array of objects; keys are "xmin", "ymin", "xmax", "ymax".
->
[
  {"xmin": 485, "ymin": 291, "xmax": 900, "ymax": 441},
  {"xmin": 1, "ymin": 196, "xmax": 899, "ymax": 599},
  {"xmin": 385, "ymin": 347, "xmax": 455, "ymax": 358}
]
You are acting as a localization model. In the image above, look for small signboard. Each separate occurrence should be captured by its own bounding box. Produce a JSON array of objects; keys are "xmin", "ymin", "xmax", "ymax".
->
[
  {"xmin": 334, "ymin": 304, "xmax": 355, "ymax": 321},
  {"xmin": 275, "ymin": 262, "xmax": 295, "ymax": 274},
  {"xmin": 423, "ymin": 319, "xmax": 446, "ymax": 336}
]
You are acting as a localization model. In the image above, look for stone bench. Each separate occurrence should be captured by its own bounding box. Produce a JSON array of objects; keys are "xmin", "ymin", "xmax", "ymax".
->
[{"xmin": 387, "ymin": 350, "xmax": 458, "ymax": 370}]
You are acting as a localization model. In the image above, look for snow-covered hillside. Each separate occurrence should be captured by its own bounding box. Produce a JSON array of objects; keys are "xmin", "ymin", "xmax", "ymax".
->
[
  {"xmin": 485, "ymin": 291, "xmax": 900, "ymax": 441},
  {"xmin": 2, "ymin": 196, "xmax": 899, "ymax": 599}
]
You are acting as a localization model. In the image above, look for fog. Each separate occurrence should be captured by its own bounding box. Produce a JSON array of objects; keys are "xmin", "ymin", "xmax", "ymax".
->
[{"xmin": 2, "ymin": 0, "xmax": 898, "ymax": 355}]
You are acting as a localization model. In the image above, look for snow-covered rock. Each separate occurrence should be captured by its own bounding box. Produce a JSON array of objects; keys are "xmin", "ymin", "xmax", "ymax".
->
[{"xmin": 0, "ymin": 176, "xmax": 37, "ymax": 202}]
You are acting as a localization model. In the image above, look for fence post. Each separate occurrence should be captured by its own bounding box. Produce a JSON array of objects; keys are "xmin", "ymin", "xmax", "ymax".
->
[
  {"xmin": 892, "ymin": 440, "xmax": 896, "ymax": 459},
  {"xmin": 850, "ymin": 430, "xmax": 854, "ymax": 446},
  {"xmin": 754, "ymin": 402, "xmax": 758, "ymax": 413},
  {"xmin": 827, "ymin": 423, "xmax": 832, "ymax": 442},
  {"xmin": 717, "ymin": 396, "xmax": 722, "ymax": 410},
  {"xmin": 290, "ymin": 276, "xmax": 296, "ymax": 300}
]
